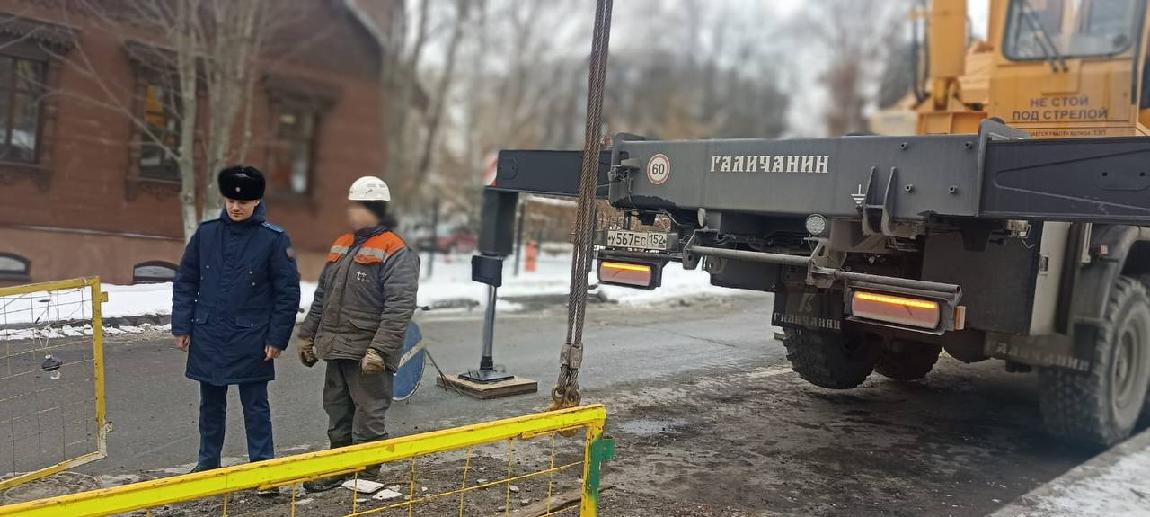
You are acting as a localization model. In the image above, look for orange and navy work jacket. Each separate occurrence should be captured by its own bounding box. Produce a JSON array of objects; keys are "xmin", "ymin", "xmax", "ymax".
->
[{"xmin": 299, "ymin": 228, "xmax": 419, "ymax": 369}]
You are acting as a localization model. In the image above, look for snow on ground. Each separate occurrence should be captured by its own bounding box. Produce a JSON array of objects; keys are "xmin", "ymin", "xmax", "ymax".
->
[
  {"xmin": 992, "ymin": 429, "xmax": 1150, "ymax": 516},
  {"xmin": 104, "ymin": 283, "xmax": 176, "ymax": 319},
  {"xmin": 393, "ymin": 252, "xmax": 733, "ymax": 308},
  {"xmin": 0, "ymin": 323, "xmax": 172, "ymax": 341},
  {"xmin": 1, "ymin": 252, "xmax": 742, "ymax": 339},
  {"xmin": 309, "ymin": 253, "xmax": 737, "ymax": 317},
  {"xmin": 0, "ymin": 283, "xmax": 177, "ymax": 327}
]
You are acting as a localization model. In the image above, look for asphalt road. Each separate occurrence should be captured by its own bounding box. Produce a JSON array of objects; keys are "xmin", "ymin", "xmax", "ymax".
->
[
  {"xmin": 84, "ymin": 294, "xmax": 779, "ymax": 475},
  {"xmin": 4, "ymin": 293, "xmax": 1110, "ymax": 514}
]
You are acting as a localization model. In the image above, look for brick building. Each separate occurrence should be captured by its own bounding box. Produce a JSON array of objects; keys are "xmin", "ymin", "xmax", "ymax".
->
[{"xmin": 0, "ymin": 0, "xmax": 393, "ymax": 285}]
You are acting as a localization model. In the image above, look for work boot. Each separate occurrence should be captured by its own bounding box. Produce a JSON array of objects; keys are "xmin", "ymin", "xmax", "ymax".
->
[
  {"xmin": 303, "ymin": 441, "xmax": 354, "ymax": 493},
  {"xmin": 303, "ymin": 474, "xmax": 350, "ymax": 494},
  {"xmin": 368, "ymin": 463, "xmax": 393, "ymax": 482},
  {"xmin": 188, "ymin": 464, "xmax": 218, "ymax": 474}
]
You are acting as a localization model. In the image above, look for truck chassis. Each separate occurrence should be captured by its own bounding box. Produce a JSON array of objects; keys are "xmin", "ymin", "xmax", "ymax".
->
[{"xmin": 479, "ymin": 120, "xmax": 1150, "ymax": 447}]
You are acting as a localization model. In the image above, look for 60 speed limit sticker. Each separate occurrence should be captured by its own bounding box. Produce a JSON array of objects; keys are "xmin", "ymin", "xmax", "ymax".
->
[{"xmin": 646, "ymin": 153, "xmax": 670, "ymax": 185}]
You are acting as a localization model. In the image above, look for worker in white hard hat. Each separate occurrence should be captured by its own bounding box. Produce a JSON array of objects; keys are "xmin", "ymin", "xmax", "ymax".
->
[{"xmin": 295, "ymin": 176, "xmax": 420, "ymax": 492}]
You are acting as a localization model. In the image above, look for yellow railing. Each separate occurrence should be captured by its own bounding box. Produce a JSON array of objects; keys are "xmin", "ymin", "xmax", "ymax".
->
[
  {"xmin": 0, "ymin": 404, "xmax": 612, "ymax": 517},
  {"xmin": 0, "ymin": 277, "xmax": 108, "ymax": 491}
]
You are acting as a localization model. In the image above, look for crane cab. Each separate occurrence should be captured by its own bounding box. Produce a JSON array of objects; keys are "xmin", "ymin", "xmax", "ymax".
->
[{"xmin": 916, "ymin": 0, "xmax": 1150, "ymax": 137}]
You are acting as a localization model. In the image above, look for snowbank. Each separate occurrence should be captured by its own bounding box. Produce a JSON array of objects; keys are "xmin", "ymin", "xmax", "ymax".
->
[
  {"xmin": 992, "ymin": 428, "xmax": 1150, "ymax": 516},
  {"xmin": 374, "ymin": 253, "xmax": 738, "ymax": 312},
  {"xmin": 2, "ymin": 253, "xmax": 744, "ymax": 330}
]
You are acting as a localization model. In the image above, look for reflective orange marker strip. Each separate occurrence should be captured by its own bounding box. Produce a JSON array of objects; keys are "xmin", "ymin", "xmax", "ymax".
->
[
  {"xmin": 853, "ymin": 291, "xmax": 940, "ymax": 310},
  {"xmin": 600, "ymin": 262, "xmax": 651, "ymax": 273}
]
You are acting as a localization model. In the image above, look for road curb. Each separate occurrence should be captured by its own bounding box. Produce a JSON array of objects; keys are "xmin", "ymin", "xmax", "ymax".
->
[{"xmin": 992, "ymin": 428, "xmax": 1150, "ymax": 516}]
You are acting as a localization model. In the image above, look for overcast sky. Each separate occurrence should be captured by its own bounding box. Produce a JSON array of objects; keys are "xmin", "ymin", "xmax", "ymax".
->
[
  {"xmin": 617, "ymin": 0, "xmax": 993, "ymax": 136},
  {"xmin": 971, "ymin": 1, "xmax": 990, "ymax": 37},
  {"xmin": 427, "ymin": 1, "xmax": 997, "ymax": 140},
  {"xmin": 700, "ymin": 1, "xmax": 988, "ymax": 36},
  {"xmin": 785, "ymin": 0, "xmax": 990, "ymax": 135}
]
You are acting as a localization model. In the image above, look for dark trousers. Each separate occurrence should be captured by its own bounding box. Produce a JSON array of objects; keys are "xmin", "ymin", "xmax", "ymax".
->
[
  {"xmin": 197, "ymin": 381, "xmax": 273, "ymax": 468},
  {"xmin": 323, "ymin": 359, "xmax": 393, "ymax": 447}
]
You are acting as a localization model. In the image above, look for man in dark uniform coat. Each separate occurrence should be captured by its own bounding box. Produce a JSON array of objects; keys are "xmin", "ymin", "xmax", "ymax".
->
[{"xmin": 171, "ymin": 165, "xmax": 301, "ymax": 473}]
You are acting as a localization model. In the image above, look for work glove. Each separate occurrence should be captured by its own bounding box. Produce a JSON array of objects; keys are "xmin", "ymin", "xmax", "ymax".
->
[
  {"xmin": 298, "ymin": 338, "xmax": 317, "ymax": 368},
  {"xmin": 361, "ymin": 349, "xmax": 387, "ymax": 375}
]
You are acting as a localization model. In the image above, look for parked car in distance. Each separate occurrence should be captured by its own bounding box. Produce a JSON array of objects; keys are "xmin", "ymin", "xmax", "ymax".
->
[{"xmin": 411, "ymin": 225, "xmax": 477, "ymax": 254}]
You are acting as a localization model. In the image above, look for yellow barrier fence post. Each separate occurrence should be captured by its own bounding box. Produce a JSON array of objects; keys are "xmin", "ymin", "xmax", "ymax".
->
[
  {"xmin": 89, "ymin": 278, "xmax": 109, "ymax": 458},
  {"xmin": 0, "ymin": 279, "xmax": 613, "ymax": 516},
  {"xmin": 0, "ymin": 277, "xmax": 109, "ymax": 491},
  {"xmin": 0, "ymin": 405, "xmax": 609, "ymax": 517},
  {"xmin": 579, "ymin": 422, "xmax": 615, "ymax": 517}
]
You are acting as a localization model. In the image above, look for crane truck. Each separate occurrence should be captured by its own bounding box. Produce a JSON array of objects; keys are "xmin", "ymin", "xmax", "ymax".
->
[{"xmin": 476, "ymin": 0, "xmax": 1150, "ymax": 448}]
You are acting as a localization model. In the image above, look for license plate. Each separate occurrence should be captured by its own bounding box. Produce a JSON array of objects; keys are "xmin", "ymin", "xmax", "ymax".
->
[{"xmin": 605, "ymin": 230, "xmax": 669, "ymax": 250}]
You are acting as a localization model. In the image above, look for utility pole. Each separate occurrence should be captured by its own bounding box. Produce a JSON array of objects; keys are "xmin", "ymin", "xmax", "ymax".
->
[
  {"xmin": 513, "ymin": 199, "xmax": 525, "ymax": 276},
  {"xmin": 426, "ymin": 197, "xmax": 440, "ymax": 279}
]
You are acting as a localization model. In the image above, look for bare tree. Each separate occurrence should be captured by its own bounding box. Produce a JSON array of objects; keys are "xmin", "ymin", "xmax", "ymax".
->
[
  {"xmin": 378, "ymin": 0, "xmax": 584, "ymax": 221},
  {"xmin": 385, "ymin": 0, "xmax": 794, "ymax": 232},
  {"xmin": 172, "ymin": 0, "xmax": 200, "ymax": 240},
  {"xmin": 599, "ymin": 0, "xmax": 791, "ymax": 140},
  {"xmin": 378, "ymin": 0, "xmax": 430, "ymax": 212},
  {"xmin": 458, "ymin": 0, "xmax": 584, "ymax": 150},
  {"xmin": 408, "ymin": 0, "xmax": 470, "ymax": 201},
  {"xmin": 460, "ymin": 0, "xmax": 488, "ymax": 178},
  {"xmin": 196, "ymin": 0, "xmax": 270, "ymax": 217},
  {"xmin": 51, "ymin": 0, "xmax": 282, "ymax": 241},
  {"xmin": 797, "ymin": 0, "xmax": 911, "ymax": 136},
  {"xmin": 601, "ymin": 48, "xmax": 789, "ymax": 141}
]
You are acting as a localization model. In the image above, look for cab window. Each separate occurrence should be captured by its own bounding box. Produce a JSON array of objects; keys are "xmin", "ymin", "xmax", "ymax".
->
[{"xmin": 1005, "ymin": 0, "xmax": 1142, "ymax": 60}]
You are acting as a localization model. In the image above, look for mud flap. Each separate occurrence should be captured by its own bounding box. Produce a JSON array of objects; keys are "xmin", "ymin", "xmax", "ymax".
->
[
  {"xmin": 985, "ymin": 330, "xmax": 1092, "ymax": 371},
  {"xmin": 772, "ymin": 286, "xmax": 845, "ymax": 332}
]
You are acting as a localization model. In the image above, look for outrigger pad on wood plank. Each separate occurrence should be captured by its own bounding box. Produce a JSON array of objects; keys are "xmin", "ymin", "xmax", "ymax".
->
[{"xmin": 437, "ymin": 375, "xmax": 539, "ymax": 399}]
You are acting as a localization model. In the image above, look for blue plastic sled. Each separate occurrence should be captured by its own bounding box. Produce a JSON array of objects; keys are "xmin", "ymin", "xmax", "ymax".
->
[{"xmin": 393, "ymin": 322, "xmax": 425, "ymax": 401}]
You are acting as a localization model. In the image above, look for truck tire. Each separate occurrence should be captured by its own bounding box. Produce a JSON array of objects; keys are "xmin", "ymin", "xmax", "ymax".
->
[
  {"xmin": 783, "ymin": 328, "xmax": 877, "ymax": 389},
  {"xmin": 1039, "ymin": 276, "xmax": 1150, "ymax": 447},
  {"xmin": 875, "ymin": 341, "xmax": 942, "ymax": 381},
  {"xmin": 1140, "ymin": 275, "xmax": 1150, "ymax": 427}
]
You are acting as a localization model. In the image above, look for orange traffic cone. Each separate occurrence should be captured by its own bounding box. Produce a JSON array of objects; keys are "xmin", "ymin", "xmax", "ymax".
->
[{"xmin": 525, "ymin": 240, "xmax": 538, "ymax": 273}]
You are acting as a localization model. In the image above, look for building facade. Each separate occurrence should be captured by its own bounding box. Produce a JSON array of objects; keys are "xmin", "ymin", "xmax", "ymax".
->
[{"xmin": 0, "ymin": 0, "xmax": 389, "ymax": 285}]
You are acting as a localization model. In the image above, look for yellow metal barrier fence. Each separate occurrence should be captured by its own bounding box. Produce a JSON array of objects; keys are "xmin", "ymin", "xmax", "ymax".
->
[
  {"xmin": 0, "ymin": 404, "xmax": 612, "ymax": 517},
  {"xmin": 0, "ymin": 278, "xmax": 108, "ymax": 491}
]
